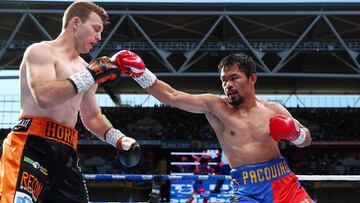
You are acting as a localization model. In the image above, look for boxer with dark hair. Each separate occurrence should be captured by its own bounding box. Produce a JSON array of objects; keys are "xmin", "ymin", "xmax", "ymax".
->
[
  {"xmin": 112, "ymin": 50, "xmax": 313, "ymax": 203},
  {"xmin": 0, "ymin": 2, "xmax": 139, "ymax": 202}
]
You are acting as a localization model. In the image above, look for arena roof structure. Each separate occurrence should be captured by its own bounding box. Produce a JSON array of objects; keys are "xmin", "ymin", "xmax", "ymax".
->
[{"xmin": 1, "ymin": 0, "xmax": 360, "ymax": 104}]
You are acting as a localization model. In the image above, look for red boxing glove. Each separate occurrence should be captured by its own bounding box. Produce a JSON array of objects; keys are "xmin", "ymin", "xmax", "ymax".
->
[
  {"xmin": 111, "ymin": 50, "xmax": 157, "ymax": 89},
  {"xmin": 269, "ymin": 115, "xmax": 306, "ymax": 145},
  {"xmin": 111, "ymin": 50, "xmax": 145, "ymax": 77}
]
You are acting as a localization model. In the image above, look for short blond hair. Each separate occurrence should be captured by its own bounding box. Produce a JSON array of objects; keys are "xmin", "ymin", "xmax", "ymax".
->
[{"xmin": 62, "ymin": 1, "xmax": 109, "ymax": 29}]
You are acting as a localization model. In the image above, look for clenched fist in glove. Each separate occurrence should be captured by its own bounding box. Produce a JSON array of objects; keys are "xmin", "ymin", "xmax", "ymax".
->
[
  {"xmin": 105, "ymin": 128, "xmax": 141, "ymax": 167},
  {"xmin": 269, "ymin": 115, "xmax": 306, "ymax": 145},
  {"xmin": 68, "ymin": 56, "xmax": 121, "ymax": 93},
  {"xmin": 111, "ymin": 50, "xmax": 157, "ymax": 89}
]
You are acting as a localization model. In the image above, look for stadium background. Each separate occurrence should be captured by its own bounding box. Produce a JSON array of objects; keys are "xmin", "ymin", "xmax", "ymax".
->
[{"xmin": 0, "ymin": 0, "xmax": 360, "ymax": 202}]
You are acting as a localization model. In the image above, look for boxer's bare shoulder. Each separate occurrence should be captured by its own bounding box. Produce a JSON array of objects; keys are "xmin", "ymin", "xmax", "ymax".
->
[{"xmin": 23, "ymin": 42, "xmax": 54, "ymax": 66}]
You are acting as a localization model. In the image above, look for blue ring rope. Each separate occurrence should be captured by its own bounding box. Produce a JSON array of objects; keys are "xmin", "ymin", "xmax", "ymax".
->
[
  {"xmin": 83, "ymin": 174, "xmax": 360, "ymax": 181},
  {"xmin": 83, "ymin": 174, "xmax": 231, "ymax": 181}
]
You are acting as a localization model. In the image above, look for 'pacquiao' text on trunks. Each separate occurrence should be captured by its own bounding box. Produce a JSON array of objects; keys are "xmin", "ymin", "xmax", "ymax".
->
[
  {"xmin": 231, "ymin": 157, "xmax": 292, "ymax": 186},
  {"xmin": 241, "ymin": 160, "xmax": 291, "ymax": 185}
]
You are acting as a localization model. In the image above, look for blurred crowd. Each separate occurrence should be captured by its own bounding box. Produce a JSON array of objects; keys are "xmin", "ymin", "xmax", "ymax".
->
[
  {"xmin": 290, "ymin": 108, "xmax": 360, "ymax": 141},
  {"xmin": 79, "ymin": 149, "xmax": 167, "ymax": 175},
  {"xmin": 287, "ymin": 152, "xmax": 360, "ymax": 175},
  {"xmin": 76, "ymin": 106, "xmax": 215, "ymax": 141}
]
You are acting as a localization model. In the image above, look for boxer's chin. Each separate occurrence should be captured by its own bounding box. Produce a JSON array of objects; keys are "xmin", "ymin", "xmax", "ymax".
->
[{"xmin": 228, "ymin": 96, "xmax": 244, "ymax": 106}]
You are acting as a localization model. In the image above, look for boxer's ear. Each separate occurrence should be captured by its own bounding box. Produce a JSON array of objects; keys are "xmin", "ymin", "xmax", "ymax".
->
[
  {"xmin": 70, "ymin": 17, "xmax": 81, "ymax": 31},
  {"xmin": 250, "ymin": 73, "xmax": 257, "ymax": 84}
]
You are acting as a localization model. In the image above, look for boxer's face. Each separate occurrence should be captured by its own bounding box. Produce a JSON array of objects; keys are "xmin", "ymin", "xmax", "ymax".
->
[
  {"xmin": 74, "ymin": 12, "xmax": 103, "ymax": 53},
  {"xmin": 220, "ymin": 64, "xmax": 252, "ymax": 106}
]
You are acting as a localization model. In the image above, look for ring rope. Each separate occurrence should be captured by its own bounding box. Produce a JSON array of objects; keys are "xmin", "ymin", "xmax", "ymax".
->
[{"xmin": 83, "ymin": 174, "xmax": 360, "ymax": 181}]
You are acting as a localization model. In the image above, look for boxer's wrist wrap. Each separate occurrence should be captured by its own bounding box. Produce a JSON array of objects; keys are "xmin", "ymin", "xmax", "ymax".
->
[
  {"xmin": 291, "ymin": 128, "xmax": 306, "ymax": 145},
  {"xmin": 68, "ymin": 69, "xmax": 95, "ymax": 93},
  {"xmin": 133, "ymin": 68, "xmax": 157, "ymax": 89},
  {"xmin": 104, "ymin": 128, "xmax": 125, "ymax": 148}
]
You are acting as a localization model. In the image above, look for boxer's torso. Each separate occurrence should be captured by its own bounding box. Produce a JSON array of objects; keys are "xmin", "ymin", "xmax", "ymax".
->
[
  {"xmin": 205, "ymin": 97, "xmax": 281, "ymax": 168},
  {"xmin": 19, "ymin": 41, "xmax": 87, "ymax": 127}
]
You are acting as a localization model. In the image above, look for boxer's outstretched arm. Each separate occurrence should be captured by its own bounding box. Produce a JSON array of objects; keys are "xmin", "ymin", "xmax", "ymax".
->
[
  {"xmin": 111, "ymin": 50, "xmax": 215, "ymax": 114},
  {"xmin": 148, "ymin": 80, "xmax": 214, "ymax": 114}
]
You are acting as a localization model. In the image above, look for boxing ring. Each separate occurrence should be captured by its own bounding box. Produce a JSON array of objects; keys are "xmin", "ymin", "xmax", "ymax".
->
[{"xmin": 83, "ymin": 174, "xmax": 360, "ymax": 203}]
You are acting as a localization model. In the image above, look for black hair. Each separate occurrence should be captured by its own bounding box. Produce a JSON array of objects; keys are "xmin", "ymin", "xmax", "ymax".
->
[{"xmin": 218, "ymin": 53, "xmax": 256, "ymax": 78}]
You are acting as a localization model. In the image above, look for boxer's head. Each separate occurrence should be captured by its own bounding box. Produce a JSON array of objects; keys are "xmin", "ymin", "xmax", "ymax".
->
[
  {"xmin": 218, "ymin": 53, "xmax": 256, "ymax": 78},
  {"xmin": 62, "ymin": 1, "xmax": 109, "ymax": 29},
  {"xmin": 218, "ymin": 53, "xmax": 257, "ymax": 106},
  {"xmin": 62, "ymin": 2, "xmax": 109, "ymax": 53}
]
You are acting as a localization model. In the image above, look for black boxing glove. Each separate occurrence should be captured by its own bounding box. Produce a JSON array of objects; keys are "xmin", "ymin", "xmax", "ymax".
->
[
  {"xmin": 68, "ymin": 56, "xmax": 121, "ymax": 93},
  {"xmin": 105, "ymin": 128, "xmax": 141, "ymax": 168}
]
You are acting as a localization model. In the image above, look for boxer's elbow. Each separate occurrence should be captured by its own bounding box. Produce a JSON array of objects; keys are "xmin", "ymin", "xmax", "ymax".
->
[
  {"xmin": 304, "ymin": 130, "xmax": 312, "ymax": 147},
  {"xmin": 149, "ymin": 88, "xmax": 177, "ymax": 106},
  {"xmin": 34, "ymin": 94, "xmax": 53, "ymax": 109},
  {"xmin": 297, "ymin": 134, "xmax": 312, "ymax": 148},
  {"xmin": 162, "ymin": 92, "xmax": 178, "ymax": 106},
  {"xmin": 147, "ymin": 81, "xmax": 180, "ymax": 106},
  {"xmin": 32, "ymin": 89, "xmax": 54, "ymax": 109},
  {"xmin": 305, "ymin": 135, "xmax": 312, "ymax": 147},
  {"xmin": 162, "ymin": 92, "xmax": 183, "ymax": 108}
]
